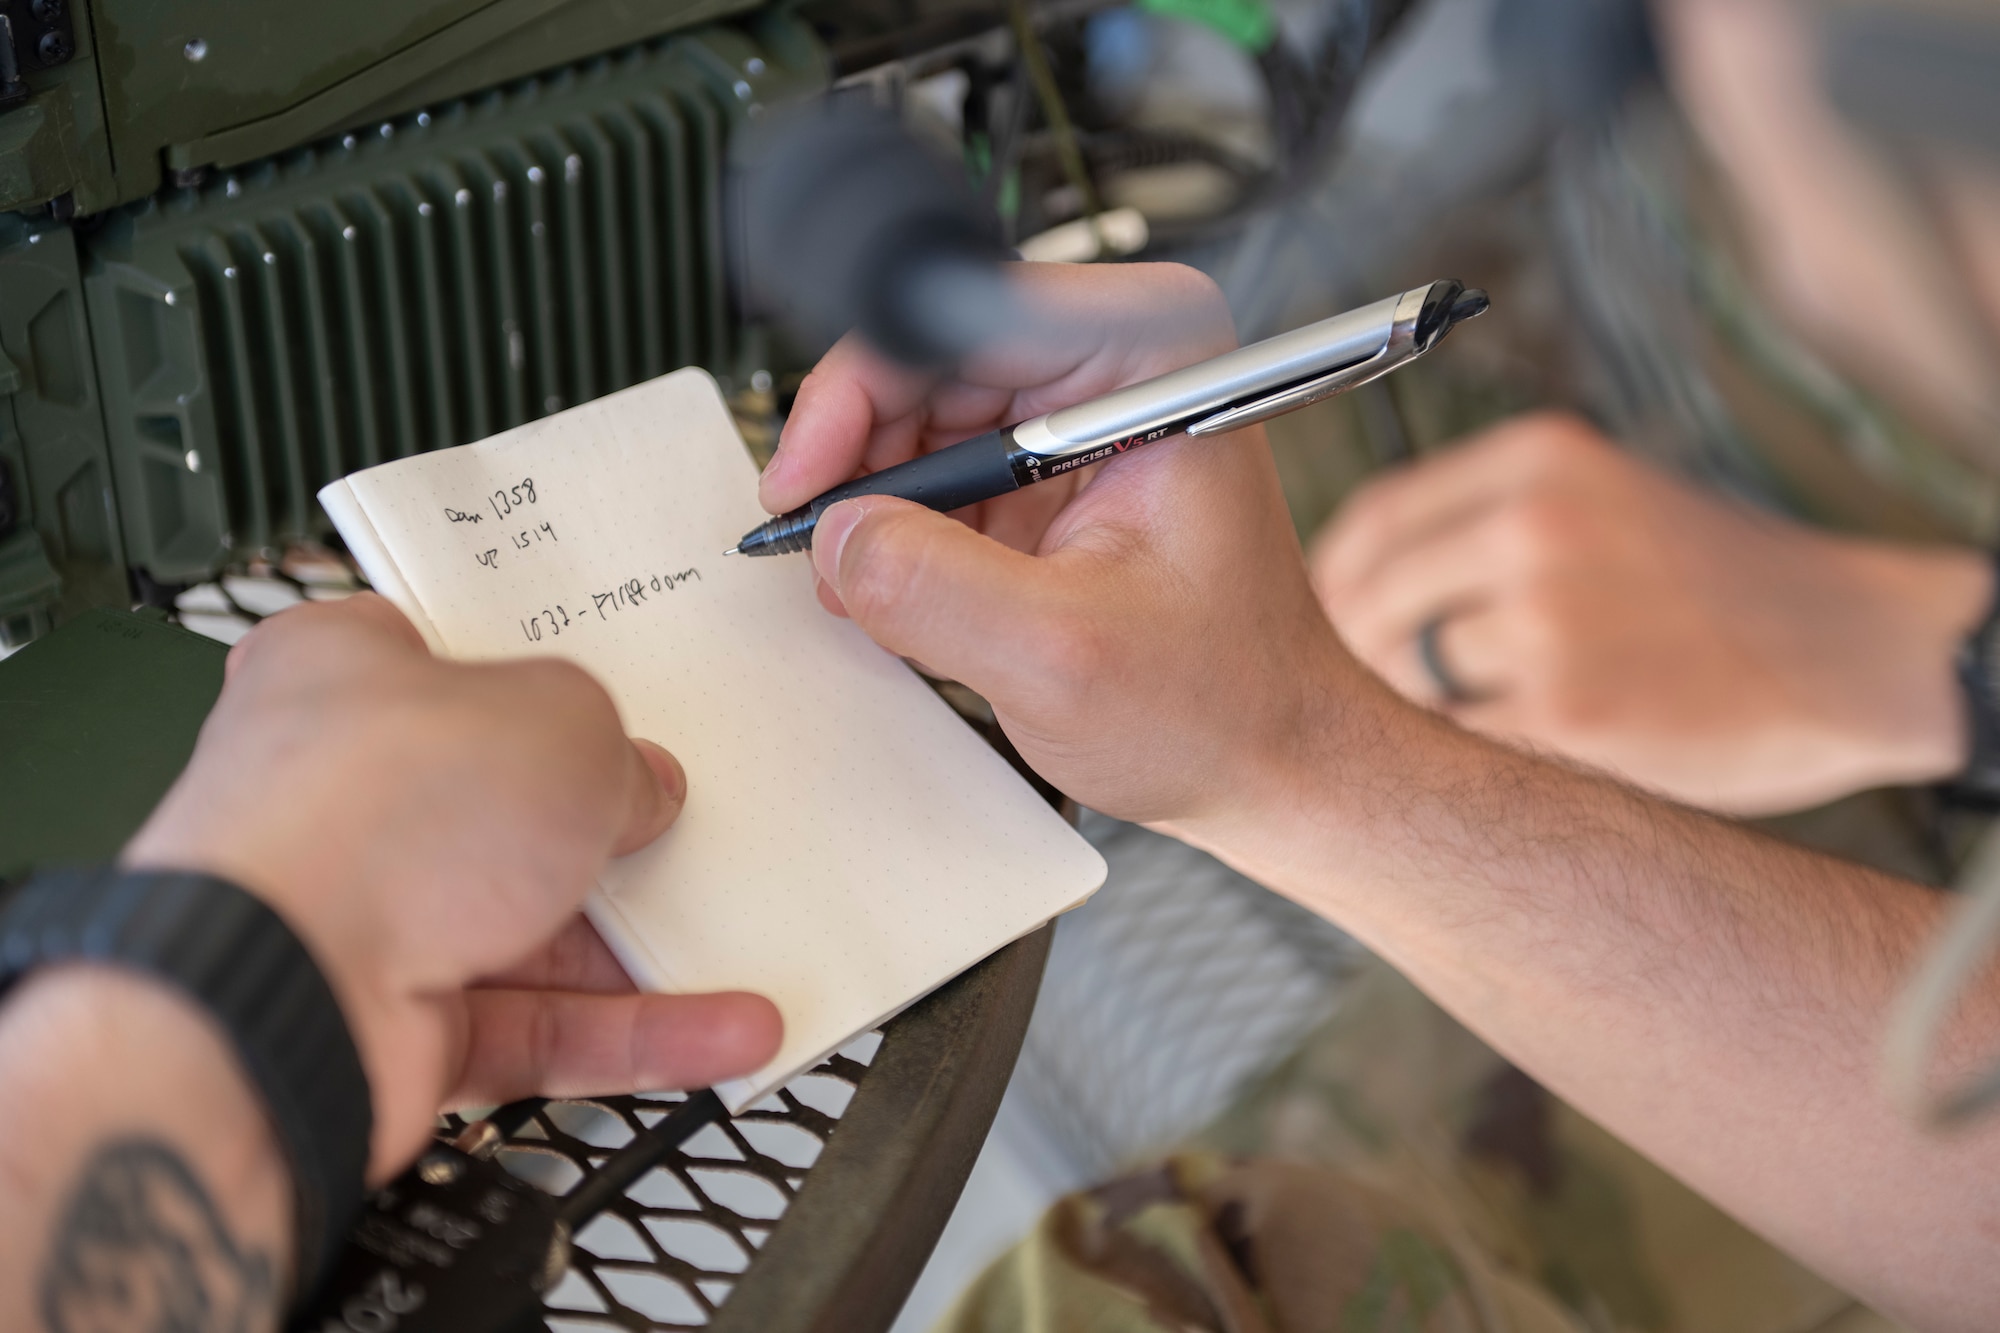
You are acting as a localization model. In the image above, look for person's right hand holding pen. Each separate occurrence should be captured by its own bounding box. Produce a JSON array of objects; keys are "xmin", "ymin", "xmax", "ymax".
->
[
  {"xmin": 765, "ymin": 260, "xmax": 2000, "ymax": 1332},
  {"xmin": 759, "ymin": 261, "xmax": 1350, "ymax": 825},
  {"xmin": 734, "ymin": 275, "xmax": 1482, "ymax": 556}
]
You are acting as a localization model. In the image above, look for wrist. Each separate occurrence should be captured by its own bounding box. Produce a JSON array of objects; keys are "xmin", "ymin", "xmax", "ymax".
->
[
  {"xmin": 121, "ymin": 823, "xmax": 389, "ymax": 996},
  {"xmin": 117, "ymin": 840, "xmax": 418, "ymax": 1170},
  {"xmin": 1825, "ymin": 540, "xmax": 1990, "ymax": 786},
  {"xmin": 1159, "ymin": 641, "xmax": 1429, "ymax": 905}
]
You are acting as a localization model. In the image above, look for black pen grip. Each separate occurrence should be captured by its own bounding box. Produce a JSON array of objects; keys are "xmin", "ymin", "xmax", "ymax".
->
[
  {"xmin": 812, "ymin": 427, "xmax": 1019, "ymax": 515},
  {"xmin": 739, "ymin": 428, "xmax": 1022, "ymax": 555}
]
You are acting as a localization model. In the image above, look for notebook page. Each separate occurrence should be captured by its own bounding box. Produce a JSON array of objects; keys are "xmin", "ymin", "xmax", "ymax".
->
[{"xmin": 320, "ymin": 368, "xmax": 1104, "ymax": 1109}]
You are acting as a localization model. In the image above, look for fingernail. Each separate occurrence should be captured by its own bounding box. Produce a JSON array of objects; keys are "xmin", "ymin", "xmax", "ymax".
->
[
  {"xmin": 810, "ymin": 500, "xmax": 865, "ymax": 591},
  {"xmin": 760, "ymin": 435, "xmax": 786, "ymax": 481}
]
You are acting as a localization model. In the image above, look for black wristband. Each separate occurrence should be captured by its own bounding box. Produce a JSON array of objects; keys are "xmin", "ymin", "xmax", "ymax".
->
[{"xmin": 0, "ymin": 866, "xmax": 372, "ymax": 1300}]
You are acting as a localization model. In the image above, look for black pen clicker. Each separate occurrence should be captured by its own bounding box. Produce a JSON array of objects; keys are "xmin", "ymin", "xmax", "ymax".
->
[{"xmin": 726, "ymin": 279, "xmax": 1487, "ymax": 557}]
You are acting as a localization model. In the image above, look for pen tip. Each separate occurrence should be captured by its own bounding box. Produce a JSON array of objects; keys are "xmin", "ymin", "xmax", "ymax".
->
[{"xmin": 722, "ymin": 546, "xmax": 739, "ymax": 557}]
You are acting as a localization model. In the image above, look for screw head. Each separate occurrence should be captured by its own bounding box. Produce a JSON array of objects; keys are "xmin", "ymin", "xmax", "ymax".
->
[
  {"xmin": 184, "ymin": 37, "xmax": 207, "ymax": 62},
  {"xmin": 31, "ymin": 0, "xmax": 64, "ymax": 22},
  {"xmin": 37, "ymin": 30, "xmax": 71, "ymax": 64},
  {"xmin": 417, "ymin": 1151, "xmax": 462, "ymax": 1186}
]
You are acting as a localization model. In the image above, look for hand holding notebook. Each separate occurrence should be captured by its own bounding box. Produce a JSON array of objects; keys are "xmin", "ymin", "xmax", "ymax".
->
[{"xmin": 319, "ymin": 367, "xmax": 1105, "ymax": 1109}]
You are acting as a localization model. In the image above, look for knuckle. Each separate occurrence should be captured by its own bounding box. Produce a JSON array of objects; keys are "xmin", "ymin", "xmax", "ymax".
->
[
  {"xmin": 1534, "ymin": 678, "xmax": 1605, "ymax": 736},
  {"xmin": 1146, "ymin": 260, "xmax": 1223, "ymax": 309},
  {"xmin": 504, "ymin": 658, "xmax": 623, "ymax": 741},
  {"xmin": 1496, "ymin": 494, "xmax": 1579, "ymax": 570},
  {"xmin": 522, "ymin": 654, "xmax": 606, "ymax": 702},
  {"xmin": 1147, "ymin": 263, "xmax": 1236, "ymax": 350},
  {"xmin": 1508, "ymin": 411, "xmax": 1600, "ymax": 466},
  {"xmin": 1511, "ymin": 586, "xmax": 1567, "ymax": 645}
]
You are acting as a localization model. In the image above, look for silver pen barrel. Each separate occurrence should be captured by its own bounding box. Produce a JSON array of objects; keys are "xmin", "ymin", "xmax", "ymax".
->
[{"xmin": 1008, "ymin": 284, "xmax": 1441, "ymax": 460}]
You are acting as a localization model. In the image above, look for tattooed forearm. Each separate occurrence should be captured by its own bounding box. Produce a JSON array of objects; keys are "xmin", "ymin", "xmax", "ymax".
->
[{"xmin": 39, "ymin": 1138, "xmax": 276, "ymax": 1333}]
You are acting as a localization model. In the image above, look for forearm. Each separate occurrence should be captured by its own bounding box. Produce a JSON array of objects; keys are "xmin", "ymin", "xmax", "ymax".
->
[
  {"xmin": 0, "ymin": 965, "xmax": 292, "ymax": 1332},
  {"xmin": 1175, "ymin": 681, "xmax": 2000, "ymax": 1331}
]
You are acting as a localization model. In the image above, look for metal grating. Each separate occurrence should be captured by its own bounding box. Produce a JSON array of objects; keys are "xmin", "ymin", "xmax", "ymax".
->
[
  {"xmin": 442, "ymin": 1031, "xmax": 879, "ymax": 1331},
  {"xmin": 82, "ymin": 20, "xmax": 821, "ymax": 584}
]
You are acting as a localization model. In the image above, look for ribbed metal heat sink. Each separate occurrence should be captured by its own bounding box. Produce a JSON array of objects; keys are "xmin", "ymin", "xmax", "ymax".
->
[{"xmin": 80, "ymin": 20, "xmax": 820, "ymax": 584}]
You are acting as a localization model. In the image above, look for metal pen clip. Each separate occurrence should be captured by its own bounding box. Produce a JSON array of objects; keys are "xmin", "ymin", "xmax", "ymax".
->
[{"xmin": 1185, "ymin": 285, "xmax": 1433, "ymax": 438}]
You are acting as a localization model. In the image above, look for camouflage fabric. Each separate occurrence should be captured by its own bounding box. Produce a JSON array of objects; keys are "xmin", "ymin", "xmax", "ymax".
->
[{"xmin": 934, "ymin": 957, "xmax": 1886, "ymax": 1333}]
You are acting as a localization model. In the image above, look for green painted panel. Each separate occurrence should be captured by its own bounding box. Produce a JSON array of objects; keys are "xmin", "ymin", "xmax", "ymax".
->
[{"xmin": 0, "ymin": 608, "xmax": 225, "ymax": 881}]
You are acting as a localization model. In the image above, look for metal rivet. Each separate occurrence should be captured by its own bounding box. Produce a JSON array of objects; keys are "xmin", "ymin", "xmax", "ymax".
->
[
  {"xmin": 417, "ymin": 1151, "xmax": 461, "ymax": 1186},
  {"xmin": 455, "ymin": 188, "xmax": 472, "ymax": 206},
  {"xmin": 163, "ymin": 290, "xmax": 178, "ymax": 306},
  {"xmin": 222, "ymin": 266, "xmax": 237, "ymax": 278},
  {"xmin": 416, "ymin": 111, "xmax": 431, "ymax": 127},
  {"xmin": 342, "ymin": 225, "xmax": 358, "ymax": 241},
  {"xmin": 745, "ymin": 57, "xmax": 765, "ymax": 76},
  {"xmin": 492, "ymin": 181, "xmax": 507, "ymax": 201},
  {"xmin": 224, "ymin": 178, "xmax": 240, "ymax": 197},
  {"xmin": 184, "ymin": 37, "xmax": 207, "ymax": 62},
  {"xmin": 526, "ymin": 166, "xmax": 544, "ymax": 184},
  {"xmin": 733, "ymin": 80, "xmax": 752, "ymax": 100},
  {"xmin": 417, "ymin": 201, "xmax": 433, "ymax": 217},
  {"xmin": 379, "ymin": 122, "xmax": 394, "ymax": 140},
  {"xmin": 341, "ymin": 134, "xmax": 357, "ymax": 151},
  {"xmin": 185, "ymin": 450, "xmax": 201, "ymax": 473},
  {"xmin": 564, "ymin": 154, "xmax": 582, "ymax": 182},
  {"xmin": 26, "ymin": 233, "xmax": 38, "ymax": 244},
  {"xmin": 531, "ymin": 221, "xmax": 545, "ymax": 238},
  {"xmin": 543, "ymin": 395, "xmax": 561, "ymax": 413}
]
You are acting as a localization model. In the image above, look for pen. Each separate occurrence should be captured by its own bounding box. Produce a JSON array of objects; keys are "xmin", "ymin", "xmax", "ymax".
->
[{"xmin": 726, "ymin": 279, "xmax": 1488, "ymax": 556}]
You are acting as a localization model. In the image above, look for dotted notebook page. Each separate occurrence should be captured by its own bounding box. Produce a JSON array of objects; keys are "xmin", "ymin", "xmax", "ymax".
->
[{"xmin": 319, "ymin": 368, "xmax": 1105, "ymax": 1110}]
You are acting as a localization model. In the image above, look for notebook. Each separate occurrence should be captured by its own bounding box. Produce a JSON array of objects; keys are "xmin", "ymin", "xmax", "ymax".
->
[{"xmin": 319, "ymin": 367, "xmax": 1105, "ymax": 1110}]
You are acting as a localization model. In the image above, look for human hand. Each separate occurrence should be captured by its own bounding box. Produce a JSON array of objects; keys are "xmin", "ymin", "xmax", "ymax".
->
[
  {"xmin": 1310, "ymin": 412, "xmax": 1992, "ymax": 814},
  {"xmin": 768, "ymin": 261, "xmax": 1378, "ymax": 829},
  {"xmin": 123, "ymin": 594, "xmax": 782, "ymax": 1179}
]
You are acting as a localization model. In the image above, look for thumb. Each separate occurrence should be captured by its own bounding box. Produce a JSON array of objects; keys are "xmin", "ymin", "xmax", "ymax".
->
[{"xmin": 811, "ymin": 498, "xmax": 1075, "ymax": 699}]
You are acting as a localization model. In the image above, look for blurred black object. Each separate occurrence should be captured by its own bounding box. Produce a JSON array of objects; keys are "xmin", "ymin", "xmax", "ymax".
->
[
  {"xmin": 732, "ymin": 97, "xmax": 1015, "ymax": 366},
  {"xmin": 286, "ymin": 1143, "xmax": 562, "ymax": 1333}
]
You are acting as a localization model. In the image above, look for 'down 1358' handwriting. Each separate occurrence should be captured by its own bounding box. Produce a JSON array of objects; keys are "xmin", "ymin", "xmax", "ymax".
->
[{"xmin": 518, "ymin": 567, "xmax": 702, "ymax": 642}]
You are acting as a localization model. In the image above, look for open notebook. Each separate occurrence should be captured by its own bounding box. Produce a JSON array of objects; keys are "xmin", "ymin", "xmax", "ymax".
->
[{"xmin": 319, "ymin": 367, "xmax": 1105, "ymax": 1110}]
